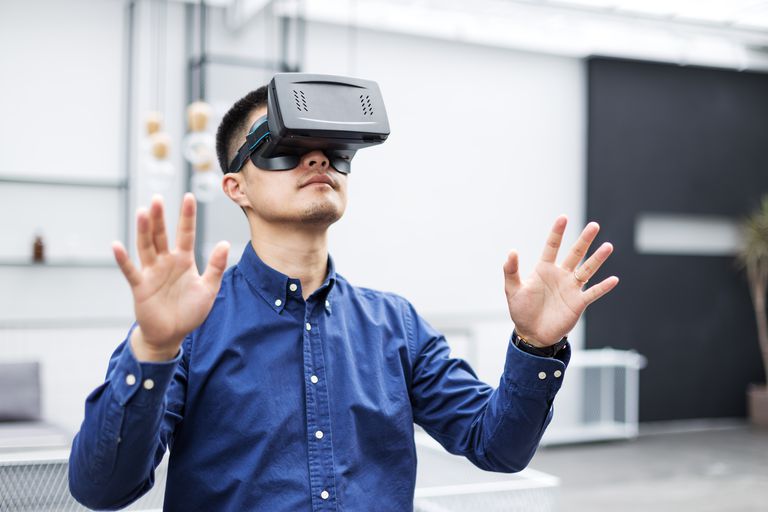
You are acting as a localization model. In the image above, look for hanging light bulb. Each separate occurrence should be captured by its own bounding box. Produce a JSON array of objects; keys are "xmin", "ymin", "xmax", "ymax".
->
[
  {"xmin": 145, "ymin": 111, "xmax": 162, "ymax": 135},
  {"xmin": 140, "ymin": 111, "xmax": 162, "ymax": 156},
  {"xmin": 182, "ymin": 101, "xmax": 215, "ymax": 166},
  {"xmin": 145, "ymin": 130, "xmax": 175, "ymax": 192},
  {"xmin": 191, "ymin": 160, "xmax": 220, "ymax": 203}
]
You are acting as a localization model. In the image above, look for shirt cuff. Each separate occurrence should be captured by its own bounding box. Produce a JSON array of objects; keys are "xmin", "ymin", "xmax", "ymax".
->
[
  {"xmin": 110, "ymin": 324, "xmax": 183, "ymax": 408},
  {"xmin": 503, "ymin": 333, "xmax": 571, "ymax": 396}
]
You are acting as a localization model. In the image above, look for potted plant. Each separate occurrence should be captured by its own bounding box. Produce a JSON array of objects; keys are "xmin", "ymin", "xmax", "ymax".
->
[{"xmin": 738, "ymin": 195, "xmax": 768, "ymax": 427}]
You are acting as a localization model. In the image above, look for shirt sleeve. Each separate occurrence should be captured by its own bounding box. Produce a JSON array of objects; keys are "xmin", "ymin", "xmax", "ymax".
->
[
  {"xmin": 68, "ymin": 322, "xmax": 189, "ymax": 510},
  {"xmin": 404, "ymin": 301, "xmax": 570, "ymax": 473}
]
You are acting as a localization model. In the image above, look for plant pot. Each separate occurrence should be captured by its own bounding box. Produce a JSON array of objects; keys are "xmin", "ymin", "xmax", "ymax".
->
[{"xmin": 748, "ymin": 384, "xmax": 768, "ymax": 428}]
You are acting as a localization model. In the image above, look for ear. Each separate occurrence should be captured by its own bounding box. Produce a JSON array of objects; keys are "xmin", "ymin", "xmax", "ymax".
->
[{"xmin": 222, "ymin": 171, "xmax": 251, "ymax": 208}]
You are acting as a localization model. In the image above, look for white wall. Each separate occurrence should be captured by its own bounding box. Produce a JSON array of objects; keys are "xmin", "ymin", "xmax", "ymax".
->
[
  {"xmin": 0, "ymin": 0, "xmax": 124, "ymax": 181},
  {"xmin": 306, "ymin": 23, "xmax": 587, "ymax": 318},
  {"xmin": 0, "ymin": 0, "xmax": 131, "ymax": 321},
  {"xmin": 1, "ymin": 0, "xmax": 586, "ymax": 433}
]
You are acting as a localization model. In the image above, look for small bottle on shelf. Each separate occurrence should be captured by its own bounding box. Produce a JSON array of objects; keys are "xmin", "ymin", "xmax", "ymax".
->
[{"xmin": 32, "ymin": 230, "xmax": 45, "ymax": 263}]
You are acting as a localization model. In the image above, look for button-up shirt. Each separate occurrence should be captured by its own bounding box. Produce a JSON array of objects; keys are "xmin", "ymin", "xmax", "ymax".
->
[{"xmin": 69, "ymin": 243, "xmax": 570, "ymax": 511}]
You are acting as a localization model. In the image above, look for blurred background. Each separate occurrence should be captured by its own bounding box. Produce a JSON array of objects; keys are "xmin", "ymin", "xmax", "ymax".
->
[{"xmin": 1, "ymin": 0, "xmax": 767, "ymax": 510}]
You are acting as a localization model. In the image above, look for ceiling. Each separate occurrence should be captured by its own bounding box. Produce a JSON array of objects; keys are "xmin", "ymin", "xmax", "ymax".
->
[{"xmin": 183, "ymin": 0, "xmax": 768, "ymax": 70}]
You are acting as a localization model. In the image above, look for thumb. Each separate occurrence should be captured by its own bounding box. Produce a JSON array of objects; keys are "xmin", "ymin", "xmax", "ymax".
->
[
  {"xmin": 503, "ymin": 250, "xmax": 522, "ymax": 295},
  {"xmin": 202, "ymin": 241, "xmax": 231, "ymax": 290}
]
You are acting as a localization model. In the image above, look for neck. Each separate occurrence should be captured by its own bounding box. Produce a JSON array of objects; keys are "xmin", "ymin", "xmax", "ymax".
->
[{"xmin": 248, "ymin": 217, "xmax": 330, "ymax": 300}]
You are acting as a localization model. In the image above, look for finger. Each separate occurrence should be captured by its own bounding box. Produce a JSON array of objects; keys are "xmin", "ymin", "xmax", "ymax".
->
[
  {"xmin": 582, "ymin": 275, "xmax": 620, "ymax": 305},
  {"xmin": 562, "ymin": 221, "xmax": 600, "ymax": 271},
  {"xmin": 150, "ymin": 195, "xmax": 169, "ymax": 255},
  {"xmin": 113, "ymin": 241, "xmax": 142, "ymax": 287},
  {"xmin": 136, "ymin": 208, "xmax": 157, "ymax": 267},
  {"xmin": 503, "ymin": 250, "xmax": 522, "ymax": 294},
  {"xmin": 574, "ymin": 242, "xmax": 614, "ymax": 284},
  {"xmin": 202, "ymin": 241, "xmax": 231, "ymax": 290},
  {"xmin": 175, "ymin": 193, "xmax": 197, "ymax": 253},
  {"xmin": 540, "ymin": 215, "xmax": 568, "ymax": 264}
]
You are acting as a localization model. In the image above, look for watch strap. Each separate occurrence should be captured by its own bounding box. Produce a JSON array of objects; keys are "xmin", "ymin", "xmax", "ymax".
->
[{"xmin": 512, "ymin": 330, "xmax": 568, "ymax": 358}]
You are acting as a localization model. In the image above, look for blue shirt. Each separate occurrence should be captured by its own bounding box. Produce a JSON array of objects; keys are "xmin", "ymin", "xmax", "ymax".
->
[{"xmin": 69, "ymin": 243, "xmax": 570, "ymax": 511}]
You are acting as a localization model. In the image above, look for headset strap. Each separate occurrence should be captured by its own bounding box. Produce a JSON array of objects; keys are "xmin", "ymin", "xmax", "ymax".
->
[{"xmin": 227, "ymin": 117, "xmax": 270, "ymax": 173}]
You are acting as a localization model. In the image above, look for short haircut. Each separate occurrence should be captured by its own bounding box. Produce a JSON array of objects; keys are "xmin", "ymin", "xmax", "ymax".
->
[{"xmin": 215, "ymin": 86, "xmax": 268, "ymax": 174}]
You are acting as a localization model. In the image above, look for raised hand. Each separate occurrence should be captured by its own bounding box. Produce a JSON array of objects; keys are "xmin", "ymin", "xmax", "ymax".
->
[
  {"xmin": 503, "ymin": 215, "xmax": 619, "ymax": 347},
  {"xmin": 113, "ymin": 193, "xmax": 230, "ymax": 361}
]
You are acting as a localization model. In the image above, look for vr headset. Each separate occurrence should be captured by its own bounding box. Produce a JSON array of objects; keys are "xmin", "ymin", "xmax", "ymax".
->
[{"xmin": 227, "ymin": 73, "xmax": 390, "ymax": 174}]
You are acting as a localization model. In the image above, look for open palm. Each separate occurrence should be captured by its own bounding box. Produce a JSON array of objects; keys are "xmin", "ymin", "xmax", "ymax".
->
[
  {"xmin": 113, "ymin": 194, "xmax": 229, "ymax": 357},
  {"xmin": 503, "ymin": 216, "xmax": 619, "ymax": 346}
]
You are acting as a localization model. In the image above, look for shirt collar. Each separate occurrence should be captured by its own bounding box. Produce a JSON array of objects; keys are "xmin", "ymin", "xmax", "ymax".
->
[{"xmin": 237, "ymin": 242, "xmax": 337, "ymax": 313}]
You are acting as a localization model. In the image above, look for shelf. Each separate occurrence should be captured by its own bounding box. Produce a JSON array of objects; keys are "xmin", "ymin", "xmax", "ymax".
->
[
  {"xmin": 0, "ymin": 175, "xmax": 127, "ymax": 189},
  {"xmin": 0, "ymin": 259, "xmax": 115, "ymax": 268},
  {"xmin": 0, "ymin": 317, "xmax": 132, "ymax": 329}
]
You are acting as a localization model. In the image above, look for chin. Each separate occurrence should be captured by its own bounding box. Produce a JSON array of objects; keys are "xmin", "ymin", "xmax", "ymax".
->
[{"xmin": 299, "ymin": 201, "xmax": 344, "ymax": 226}]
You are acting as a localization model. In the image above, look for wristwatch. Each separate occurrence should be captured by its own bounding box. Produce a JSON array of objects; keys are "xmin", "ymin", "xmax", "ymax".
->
[{"xmin": 512, "ymin": 330, "xmax": 568, "ymax": 358}]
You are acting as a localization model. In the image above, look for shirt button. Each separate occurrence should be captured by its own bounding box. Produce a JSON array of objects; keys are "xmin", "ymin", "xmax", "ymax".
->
[
  {"xmin": 538, "ymin": 371, "xmax": 547, "ymax": 380},
  {"xmin": 554, "ymin": 370, "xmax": 562, "ymax": 378},
  {"xmin": 320, "ymin": 490, "xmax": 329, "ymax": 500},
  {"xmin": 143, "ymin": 378, "xmax": 155, "ymax": 390},
  {"xmin": 274, "ymin": 299, "xmax": 282, "ymax": 307},
  {"xmin": 310, "ymin": 375, "xmax": 319, "ymax": 384},
  {"xmin": 289, "ymin": 283, "xmax": 298, "ymax": 292},
  {"xmin": 125, "ymin": 374, "xmax": 136, "ymax": 386},
  {"xmin": 306, "ymin": 323, "xmax": 312, "ymax": 331},
  {"xmin": 315, "ymin": 430, "xmax": 324, "ymax": 439},
  {"xmin": 325, "ymin": 300, "xmax": 330, "ymax": 308}
]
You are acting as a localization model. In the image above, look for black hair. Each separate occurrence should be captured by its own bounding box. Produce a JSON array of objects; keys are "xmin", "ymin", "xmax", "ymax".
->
[{"xmin": 215, "ymin": 85, "xmax": 268, "ymax": 174}]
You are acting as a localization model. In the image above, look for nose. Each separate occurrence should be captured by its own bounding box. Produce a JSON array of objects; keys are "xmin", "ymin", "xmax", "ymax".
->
[{"xmin": 299, "ymin": 150, "xmax": 329, "ymax": 171}]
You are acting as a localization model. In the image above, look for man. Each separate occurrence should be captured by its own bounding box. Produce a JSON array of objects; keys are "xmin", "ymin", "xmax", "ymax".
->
[{"xmin": 69, "ymin": 84, "xmax": 618, "ymax": 511}]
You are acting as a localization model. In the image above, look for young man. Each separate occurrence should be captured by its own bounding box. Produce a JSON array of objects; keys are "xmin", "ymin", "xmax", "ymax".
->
[{"xmin": 69, "ymin": 85, "xmax": 618, "ymax": 511}]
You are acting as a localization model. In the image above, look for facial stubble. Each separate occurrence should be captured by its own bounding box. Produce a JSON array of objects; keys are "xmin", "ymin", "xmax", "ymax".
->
[{"xmin": 299, "ymin": 199, "xmax": 343, "ymax": 226}]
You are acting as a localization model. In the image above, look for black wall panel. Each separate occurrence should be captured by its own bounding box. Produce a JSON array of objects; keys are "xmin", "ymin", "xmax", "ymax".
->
[{"xmin": 585, "ymin": 57, "xmax": 768, "ymax": 422}]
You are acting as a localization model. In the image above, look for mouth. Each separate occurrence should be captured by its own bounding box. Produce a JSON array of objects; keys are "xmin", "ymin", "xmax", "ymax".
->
[{"xmin": 301, "ymin": 174, "xmax": 336, "ymax": 189}]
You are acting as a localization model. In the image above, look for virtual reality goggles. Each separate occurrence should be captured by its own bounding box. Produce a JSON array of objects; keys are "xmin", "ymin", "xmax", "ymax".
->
[{"xmin": 227, "ymin": 73, "xmax": 390, "ymax": 174}]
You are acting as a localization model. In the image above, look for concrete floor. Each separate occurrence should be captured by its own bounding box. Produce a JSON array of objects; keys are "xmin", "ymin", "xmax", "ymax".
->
[{"xmin": 529, "ymin": 420, "xmax": 768, "ymax": 512}]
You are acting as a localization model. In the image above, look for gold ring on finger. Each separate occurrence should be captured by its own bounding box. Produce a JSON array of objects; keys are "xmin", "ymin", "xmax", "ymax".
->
[{"xmin": 574, "ymin": 269, "xmax": 588, "ymax": 284}]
